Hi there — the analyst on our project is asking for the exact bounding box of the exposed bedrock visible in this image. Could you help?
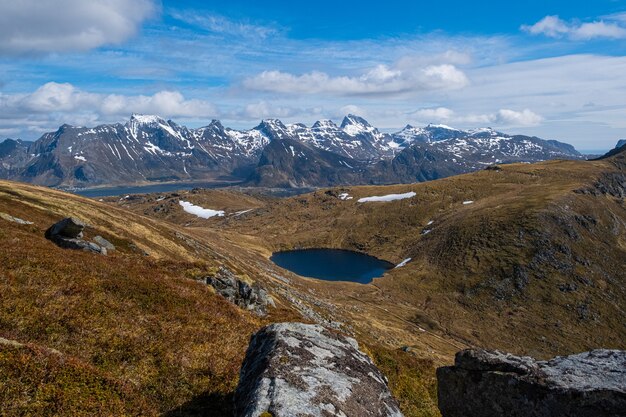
[234,322,404,417]
[437,348,626,417]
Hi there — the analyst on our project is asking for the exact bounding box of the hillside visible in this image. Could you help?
[117,149,626,360]
[1,147,624,416]
[0,181,441,416]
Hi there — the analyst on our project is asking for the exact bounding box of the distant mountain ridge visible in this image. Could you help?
[0,114,583,188]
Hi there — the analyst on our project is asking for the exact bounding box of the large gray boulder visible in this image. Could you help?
[45,217,106,255]
[234,322,403,417]
[437,348,626,417]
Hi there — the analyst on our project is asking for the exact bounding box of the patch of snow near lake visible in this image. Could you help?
[463,200,474,205]
[155,197,165,202]
[422,229,431,235]
[338,193,353,200]
[427,220,434,226]
[358,191,416,203]
[74,155,86,162]
[395,258,411,268]
[179,201,224,219]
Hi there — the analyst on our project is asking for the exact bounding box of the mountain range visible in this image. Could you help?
[0,114,582,188]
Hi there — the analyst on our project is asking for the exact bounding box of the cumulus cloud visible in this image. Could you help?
[522,15,626,40]
[0,82,218,135]
[411,107,455,121]
[243,61,469,96]
[0,0,157,54]
[409,107,543,127]
[495,109,543,126]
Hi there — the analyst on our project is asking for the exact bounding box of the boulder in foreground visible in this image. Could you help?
[437,348,626,417]
[234,322,403,417]
[45,217,106,254]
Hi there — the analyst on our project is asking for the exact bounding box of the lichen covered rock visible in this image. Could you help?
[206,266,273,315]
[437,348,626,417]
[234,322,403,417]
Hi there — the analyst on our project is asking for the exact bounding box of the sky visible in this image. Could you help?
[1,0,625,150]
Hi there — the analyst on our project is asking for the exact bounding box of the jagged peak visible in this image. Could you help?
[616,139,626,149]
[129,114,165,125]
[312,119,338,129]
[254,119,288,133]
[467,127,498,135]
[208,119,224,129]
[425,123,459,131]
[340,114,371,128]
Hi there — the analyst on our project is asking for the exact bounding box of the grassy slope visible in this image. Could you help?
[210,158,626,357]
[0,182,262,416]
[0,181,440,417]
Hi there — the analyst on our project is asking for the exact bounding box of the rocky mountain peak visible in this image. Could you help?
[254,119,290,140]
[340,114,372,128]
[129,114,165,125]
[312,119,338,129]
[340,114,379,137]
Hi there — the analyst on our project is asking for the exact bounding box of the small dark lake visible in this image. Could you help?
[270,249,394,284]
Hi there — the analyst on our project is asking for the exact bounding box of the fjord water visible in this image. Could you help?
[72,181,239,198]
[270,249,394,284]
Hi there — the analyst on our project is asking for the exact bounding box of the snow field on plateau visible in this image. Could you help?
[179,201,225,218]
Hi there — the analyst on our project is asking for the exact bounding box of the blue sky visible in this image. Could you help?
[1,0,625,150]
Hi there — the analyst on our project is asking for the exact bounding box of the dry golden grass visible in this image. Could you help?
[0,183,262,415]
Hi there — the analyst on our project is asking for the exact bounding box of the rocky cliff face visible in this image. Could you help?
[234,322,404,417]
[437,348,626,417]
[245,138,369,187]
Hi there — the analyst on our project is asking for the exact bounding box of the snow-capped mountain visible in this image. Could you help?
[15,115,264,186]
[282,115,392,160]
[0,114,582,188]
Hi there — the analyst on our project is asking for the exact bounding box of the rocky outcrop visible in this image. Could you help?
[205,266,273,315]
[437,348,626,417]
[45,217,107,255]
[234,322,403,417]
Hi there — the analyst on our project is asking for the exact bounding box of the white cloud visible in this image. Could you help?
[243,61,469,96]
[407,107,543,127]
[495,109,543,126]
[0,0,157,54]
[170,11,280,39]
[100,91,217,118]
[411,107,455,121]
[522,15,626,40]
[0,82,218,133]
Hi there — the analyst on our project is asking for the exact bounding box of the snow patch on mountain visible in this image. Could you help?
[179,201,225,219]
[358,191,416,203]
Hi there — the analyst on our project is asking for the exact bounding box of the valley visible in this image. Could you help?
[1,139,624,416]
